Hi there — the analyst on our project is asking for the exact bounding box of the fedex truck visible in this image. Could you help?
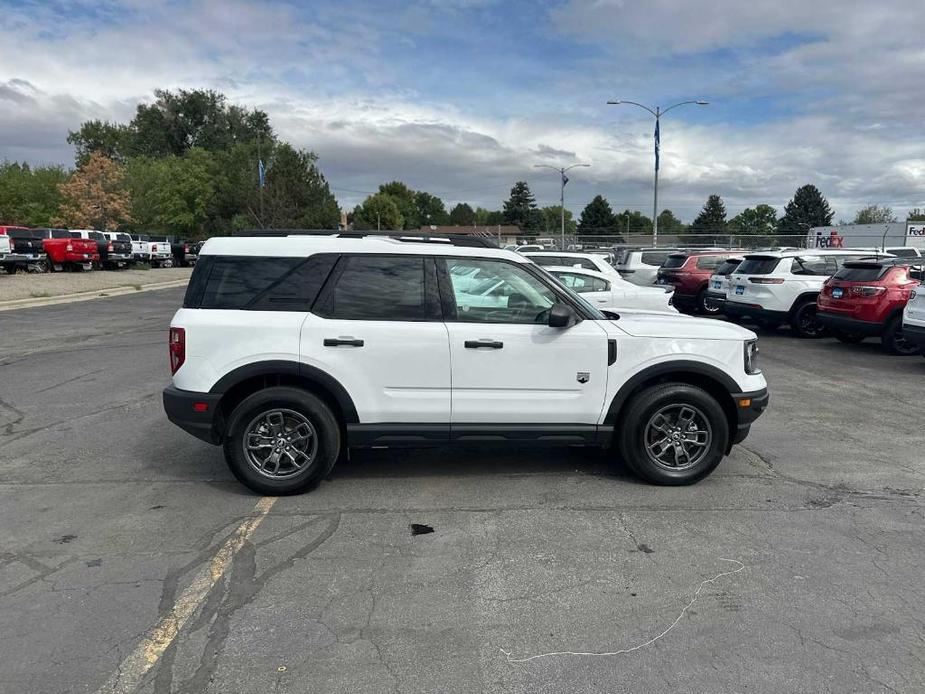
[807,222,924,257]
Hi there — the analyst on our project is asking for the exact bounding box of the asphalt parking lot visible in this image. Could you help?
[1,288,923,694]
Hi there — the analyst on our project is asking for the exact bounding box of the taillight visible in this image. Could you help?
[851,286,886,297]
[152,244,158,252]
[184,244,189,252]
[169,327,186,374]
[107,242,113,251]
[749,277,785,284]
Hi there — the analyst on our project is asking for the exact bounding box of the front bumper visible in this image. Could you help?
[901,322,925,348]
[163,385,223,444]
[729,388,769,448]
[817,312,883,336]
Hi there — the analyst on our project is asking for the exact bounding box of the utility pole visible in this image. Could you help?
[533,163,590,250]
[606,99,709,246]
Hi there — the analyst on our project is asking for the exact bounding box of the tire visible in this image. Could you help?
[698,289,721,316]
[790,300,827,338]
[223,386,341,495]
[616,383,729,486]
[882,316,920,356]
[833,330,865,344]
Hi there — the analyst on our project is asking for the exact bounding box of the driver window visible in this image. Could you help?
[444,258,556,323]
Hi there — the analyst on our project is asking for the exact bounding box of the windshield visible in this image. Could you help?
[737,257,780,275]
[533,266,606,320]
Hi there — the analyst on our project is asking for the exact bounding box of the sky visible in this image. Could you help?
[1,0,924,223]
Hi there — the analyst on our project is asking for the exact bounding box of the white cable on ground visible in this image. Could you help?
[499,558,745,664]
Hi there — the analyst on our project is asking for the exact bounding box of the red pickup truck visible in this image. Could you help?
[32,228,99,271]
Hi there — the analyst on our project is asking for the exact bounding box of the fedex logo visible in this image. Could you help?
[814,230,844,248]
[908,224,925,237]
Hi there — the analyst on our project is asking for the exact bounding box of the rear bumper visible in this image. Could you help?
[724,302,788,323]
[729,388,769,448]
[817,312,883,336]
[901,322,925,348]
[163,385,223,445]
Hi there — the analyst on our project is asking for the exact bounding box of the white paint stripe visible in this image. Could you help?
[96,496,277,693]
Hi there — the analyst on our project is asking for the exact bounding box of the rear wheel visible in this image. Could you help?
[223,387,341,495]
[790,300,827,338]
[616,383,729,485]
[882,316,919,356]
[698,289,721,315]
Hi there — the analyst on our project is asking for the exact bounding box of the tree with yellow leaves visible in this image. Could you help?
[56,151,133,230]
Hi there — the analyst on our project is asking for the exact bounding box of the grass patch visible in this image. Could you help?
[132,283,143,291]
[30,290,51,298]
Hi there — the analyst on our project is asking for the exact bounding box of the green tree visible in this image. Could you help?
[656,209,686,234]
[353,192,403,230]
[502,181,538,229]
[0,162,69,227]
[414,192,449,226]
[378,181,418,230]
[907,208,925,221]
[539,205,576,234]
[729,203,778,235]
[778,184,834,233]
[690,194,727,235]
[853,204,896,224]
[577,195,617,233]
[449,202,475,226]
[258,144,340,230]
[127,149,215,236]
[474,207,504,226]
[67,120,130,165]
[615,209,653,234]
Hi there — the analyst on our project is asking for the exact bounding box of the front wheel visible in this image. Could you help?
[223,387,341,495]
[616,383,729,485]
[790,300,827,338]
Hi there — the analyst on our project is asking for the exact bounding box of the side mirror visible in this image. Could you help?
[548,302,576,328]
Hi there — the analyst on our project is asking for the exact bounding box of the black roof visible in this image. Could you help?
[232,229,499,248]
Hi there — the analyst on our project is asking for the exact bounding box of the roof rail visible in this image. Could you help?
[231,229,499,248]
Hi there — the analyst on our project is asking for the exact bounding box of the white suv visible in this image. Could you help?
[902,284,925,356]
[615,248,678,286]
[163,231,768,494]
[544,266,675,313]
[725,249,890,337]
[523,251,618,275]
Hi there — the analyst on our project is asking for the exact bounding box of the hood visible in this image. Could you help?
[610,311,757,340]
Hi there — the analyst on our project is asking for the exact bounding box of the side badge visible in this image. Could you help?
[577,372,590,384]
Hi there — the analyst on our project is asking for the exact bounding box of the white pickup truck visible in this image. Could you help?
[129,234,172,267]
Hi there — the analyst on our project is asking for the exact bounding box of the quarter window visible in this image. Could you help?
[443,258,556,323]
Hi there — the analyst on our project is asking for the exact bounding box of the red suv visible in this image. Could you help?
[656,251,742,314]
[817,258,925,354]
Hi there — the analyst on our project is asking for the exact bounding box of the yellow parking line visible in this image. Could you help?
[96,496,277,693]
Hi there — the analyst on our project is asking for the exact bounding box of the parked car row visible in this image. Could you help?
[0,226,201,274]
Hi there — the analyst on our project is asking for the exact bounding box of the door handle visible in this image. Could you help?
[324,338,364,347]
[464,340,503,349]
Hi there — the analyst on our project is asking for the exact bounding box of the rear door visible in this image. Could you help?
[439,257,610,426]
[302,254,451,426]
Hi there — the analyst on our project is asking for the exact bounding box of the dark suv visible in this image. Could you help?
[817,258,925,354]
[656,251,741,314]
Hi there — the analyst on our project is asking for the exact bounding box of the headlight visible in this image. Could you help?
[744,339,760,375]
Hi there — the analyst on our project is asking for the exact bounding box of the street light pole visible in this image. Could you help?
[533,162,590,250]
[606,99,708,247]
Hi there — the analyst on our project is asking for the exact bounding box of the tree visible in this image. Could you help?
[729,204,778,235]
[127,149,215,236]
[615,209,653,235]
[690,194,727,235]
[0,162,69,227]
[502,181,538,229]
[577,195,617,233]
[656,209,686,235]
[55,152,132,230]
[449,202,475,226]
[378,181,418,230]
[67,120,130,165]
[539,205,576,234]
[907,208,925,221]
[353,193,403,230]
[260,144,340,229]
[414,192,449,226]
[853,204,896,224]
[474,207,504,226]
[777,184,834,233]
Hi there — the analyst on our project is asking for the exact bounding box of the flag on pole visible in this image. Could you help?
[654,119,660,172]
[258,159,266,188]
[562,172,569,187]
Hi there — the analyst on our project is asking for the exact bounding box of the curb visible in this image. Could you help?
[0,278,189,312]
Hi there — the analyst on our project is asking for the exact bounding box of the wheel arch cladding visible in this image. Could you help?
[605,361,738,449]
[791,292,821,316]
[212,361,359,433]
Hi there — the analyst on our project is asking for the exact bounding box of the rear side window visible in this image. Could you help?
[187,255,337,311]
[736,257,780,275]
[530,255,565,267]
[640,251,670,266]
[714,259,741,275]
[696,255,725,270]
[318,255,431,321]
[51,229,71,239]
[791,256,832,276]
[661,254,688,269]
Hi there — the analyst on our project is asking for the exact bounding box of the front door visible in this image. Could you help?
[439,257,610,426]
